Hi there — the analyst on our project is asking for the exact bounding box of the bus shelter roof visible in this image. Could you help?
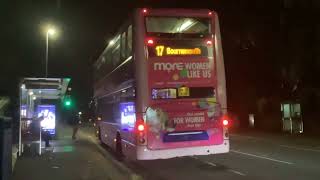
[20,78,71,101]
[0,96,10,116]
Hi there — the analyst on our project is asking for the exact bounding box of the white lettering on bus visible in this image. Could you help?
[185,63,209,70]
[154,63,184,72]
[154,62,210,72]
[184,116,205,123]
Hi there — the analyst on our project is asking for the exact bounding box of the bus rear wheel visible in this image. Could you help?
[97,128,101,141]
[115,133,123,160]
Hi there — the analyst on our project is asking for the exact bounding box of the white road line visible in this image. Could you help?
[227,169,246,176]
[204,161,217,167]
[231,134,264,141]
[280,145,320,153]
[190,157,246,176]
[231,150,294,165]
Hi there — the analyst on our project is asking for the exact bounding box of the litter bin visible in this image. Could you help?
[0,116,12,180]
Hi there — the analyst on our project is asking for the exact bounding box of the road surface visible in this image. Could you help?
[114,132,320,180]
[13,125,320,180]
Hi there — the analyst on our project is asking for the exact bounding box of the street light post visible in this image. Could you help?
[45,28,55,78]
[45,31,49,78]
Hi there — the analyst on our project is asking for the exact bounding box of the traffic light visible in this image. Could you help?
[64,99,71,106]
[63,95,72,108]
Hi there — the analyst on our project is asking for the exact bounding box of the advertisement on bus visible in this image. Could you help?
[146,45,223,150]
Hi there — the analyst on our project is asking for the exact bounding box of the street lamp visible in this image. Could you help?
[45,26,56,78]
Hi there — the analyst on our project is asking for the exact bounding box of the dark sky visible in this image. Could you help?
[1,0,278,110]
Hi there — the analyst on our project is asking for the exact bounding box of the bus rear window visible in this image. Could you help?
[152,87,215,100]
[146,17,211,34]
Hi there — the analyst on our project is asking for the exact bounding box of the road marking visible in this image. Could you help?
[231,134,264,141]
[280,145,320,153]
[204,161,217,167]
[231,150,293,165]
[227,169,246,176]
[191,157,217,166]
[190,157,246,176]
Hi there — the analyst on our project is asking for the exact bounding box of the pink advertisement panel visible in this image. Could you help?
[149,57,215,88]
[146,56,224,150]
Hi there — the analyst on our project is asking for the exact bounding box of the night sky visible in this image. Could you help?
[1,1,277,97]
[3,0,319,132]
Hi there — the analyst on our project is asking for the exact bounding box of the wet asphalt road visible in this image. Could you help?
[13,125,320,180]
[118,132,320,180]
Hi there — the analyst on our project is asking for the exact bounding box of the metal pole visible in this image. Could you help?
[18,85,22,156]
[39,121,42,155]
[45,32,49,78]
[290,117,293,134]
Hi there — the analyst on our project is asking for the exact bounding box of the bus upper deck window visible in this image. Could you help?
[146,17,211,35]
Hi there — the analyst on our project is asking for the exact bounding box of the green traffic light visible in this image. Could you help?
[65,101,71,106]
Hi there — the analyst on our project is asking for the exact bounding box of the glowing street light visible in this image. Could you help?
[44,25,58,77]
[47,28,55,36]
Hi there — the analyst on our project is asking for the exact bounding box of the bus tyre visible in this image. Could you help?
[98,128,101,141]
[115,133,123,160]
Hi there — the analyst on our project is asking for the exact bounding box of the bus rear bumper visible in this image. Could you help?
[136,140,229,160]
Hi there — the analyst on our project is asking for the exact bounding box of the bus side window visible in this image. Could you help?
[98,97,114,123]
[112,37,121,67]
[103,51,112,76]
[127,25,132,57]
[121,31,126,60]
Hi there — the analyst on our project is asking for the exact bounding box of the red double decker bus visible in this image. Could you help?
[93,8,229,160]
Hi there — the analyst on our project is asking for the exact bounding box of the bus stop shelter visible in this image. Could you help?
[281,101,303,134]
[18,78,70,156]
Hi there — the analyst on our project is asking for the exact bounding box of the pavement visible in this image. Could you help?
[13,124,138,180]
[13,124,320,180]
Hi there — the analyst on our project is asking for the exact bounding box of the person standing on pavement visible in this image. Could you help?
[67,110,80,140]
[73,112,80,140]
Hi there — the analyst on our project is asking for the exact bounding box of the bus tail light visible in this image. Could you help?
[206,40,213,46]
[142,8,148,14]
[208,11,212,16]
[146,38,154,45]
[221,116,229,138]
[138,124,145,132]
[136,121,147,145]
[223,119,229,126]
[221,115,229,127]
